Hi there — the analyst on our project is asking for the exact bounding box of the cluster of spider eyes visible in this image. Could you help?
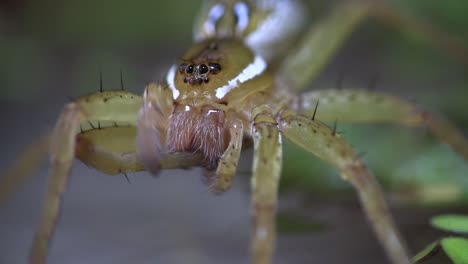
[178,62,222,84]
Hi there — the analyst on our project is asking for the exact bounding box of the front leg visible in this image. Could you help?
[250,106,282,264]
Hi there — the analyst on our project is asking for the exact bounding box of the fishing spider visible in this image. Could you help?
[3,0,468,264]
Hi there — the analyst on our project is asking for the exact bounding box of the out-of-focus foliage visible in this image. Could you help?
[431,215,468,234]
[412,241,439,263]
[371,0,468,74]
[414,214,468,263]
[441,238,468,264]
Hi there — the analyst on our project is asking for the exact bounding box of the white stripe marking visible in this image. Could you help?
[166,65,180,100]
[245,0,305,60]
[234,2,249,34]
[215,55,267,99]
[204,3,225,36]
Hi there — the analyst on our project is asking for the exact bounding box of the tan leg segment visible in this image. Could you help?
[296,89,468,160]
[1,90,143,209]
[76,90,143,124]
[30,103,83,264]
[250,106,282,264]
[278,110,411,264]
[137,83,174,175]
[279,3,369,92]
[30,89,145,264]
[279,1,468,93]
[76,127,202,175]
[206,119,243,193]
[0,134,50,206]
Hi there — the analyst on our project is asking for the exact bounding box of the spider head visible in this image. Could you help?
[166,38,271,104]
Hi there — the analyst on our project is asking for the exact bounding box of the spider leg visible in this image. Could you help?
[29,87,177,264]
[31,85,204,264]
[30,102,83,264]
[296,89,468,160]
[279,2,468,92]
[279,2,370,92]
[250,106,282,264]
[0,133,50,206]
[3,89,145,205]
[277,109,411,264]
[76,126,202,174]
[206,119,243,193]
[137,83,173,174]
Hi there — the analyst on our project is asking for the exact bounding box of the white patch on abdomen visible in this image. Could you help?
[245,0,305,60]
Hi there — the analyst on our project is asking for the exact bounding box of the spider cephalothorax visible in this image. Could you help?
[166,38,272,105]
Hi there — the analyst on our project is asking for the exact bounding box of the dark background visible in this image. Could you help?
[1,0,468,263]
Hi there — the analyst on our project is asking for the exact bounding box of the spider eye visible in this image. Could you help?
[208,63,221,74]
[233,2,249,34]
[199,64,209,74]
[204,3,225,36]
[186,64,195,74]
[178,63,187,73]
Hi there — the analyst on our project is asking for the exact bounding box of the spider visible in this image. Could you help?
[2,0,468,264]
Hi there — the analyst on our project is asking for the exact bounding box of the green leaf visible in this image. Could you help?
[441,237,468,264]
[412,240,441,263]
[431,215,468,234]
